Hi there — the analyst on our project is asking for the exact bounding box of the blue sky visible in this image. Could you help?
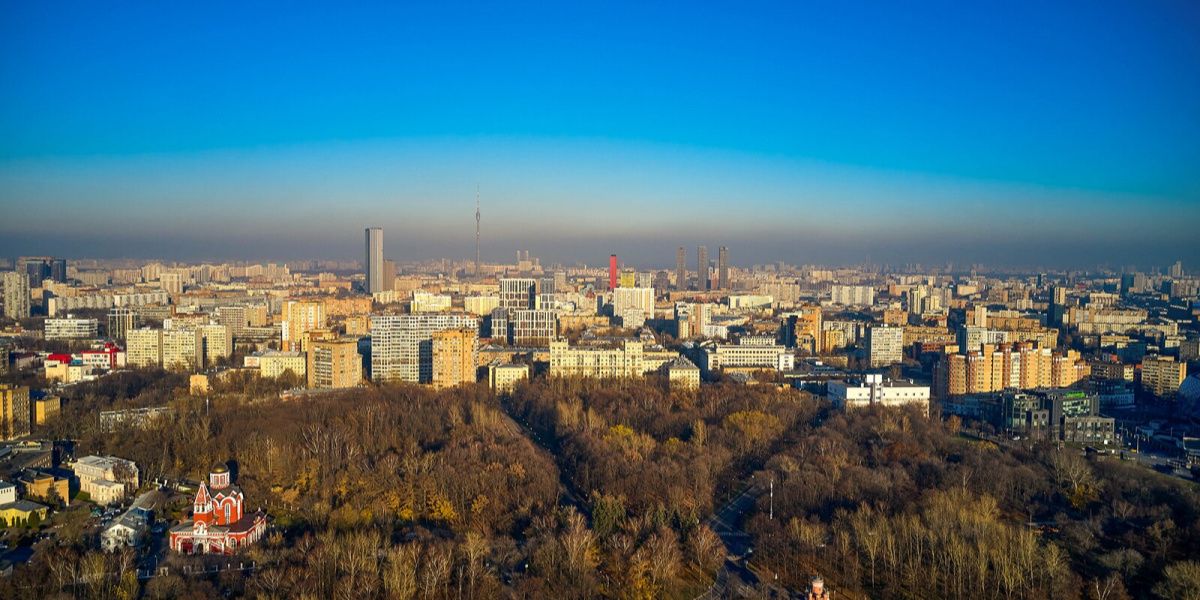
[1,1,1198,268]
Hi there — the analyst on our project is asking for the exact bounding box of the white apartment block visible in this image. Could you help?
[611,287,654,321]
[412,291,453,313]
[2,271,31,319]
[45,317,99,340]
[702,342,794,372]
[47,291,169,317]
[126,328,163,367]
[464,295,500,316]
[510,309,557,345]
[162,328,199,370]
[370,314,478,383]
[831,284,876,306]
[867,325,904,368]
[549,339,647,379]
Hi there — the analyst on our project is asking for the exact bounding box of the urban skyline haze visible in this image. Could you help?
[2,1,1198,268]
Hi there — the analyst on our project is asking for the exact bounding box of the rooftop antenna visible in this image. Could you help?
[475,185,481,278]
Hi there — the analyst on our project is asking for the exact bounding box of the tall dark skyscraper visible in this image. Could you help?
[697,245,709,291]
[675,247,686,290]
[718,245,729,290]
[365,227,384,294]
[18,256,68,287]
[1048,285,1067,327]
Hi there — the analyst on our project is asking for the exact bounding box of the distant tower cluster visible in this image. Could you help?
[365,227,384,294]
[675,247,687,290]
[718,245,729,290]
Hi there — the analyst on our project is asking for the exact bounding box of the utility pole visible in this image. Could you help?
[769,477,774,520]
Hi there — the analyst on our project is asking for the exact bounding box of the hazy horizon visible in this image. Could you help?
[2,2,1198,269]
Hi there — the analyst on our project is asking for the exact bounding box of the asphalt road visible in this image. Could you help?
[695,483,767,599]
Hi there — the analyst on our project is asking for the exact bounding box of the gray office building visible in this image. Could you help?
[365,227,384,294]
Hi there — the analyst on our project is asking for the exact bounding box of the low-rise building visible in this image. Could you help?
[550,339,646,379]
[701,339,794,373]
[487,363,530,394]
[73,455,139,506]
[101,491,159,552]
[45,317,99,340]
[256,350,306,379]
[665,357,701,390]
[17,470,69,506]
[0,499,48,527]
[828,374,930,411]
[31,396,61,426]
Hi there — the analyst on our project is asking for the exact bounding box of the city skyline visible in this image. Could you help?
[2,2,1199,268]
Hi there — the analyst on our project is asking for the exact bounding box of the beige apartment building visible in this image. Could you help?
[1,384,30,440]
[307,338,362,389]
[126,328,162,367]
[937,343,1089,397]
[487,363,530,393]
[259,351,306,379]
[431,328,478,389]
[283,299,326,352]
[1141,355,1186,398]
[549,339,646,379]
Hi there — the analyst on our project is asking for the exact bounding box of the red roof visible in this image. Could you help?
[47,353,73,364]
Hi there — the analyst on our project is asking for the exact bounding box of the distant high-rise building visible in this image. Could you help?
[365,227,384,294]
[49,259,67,283]
[382,259,396,292]
[675,247,687,290]
[608,255,618,291]
[1120,273,1135,296]
[2,271,31,319]
[697,246,709,290]
[1048,285,1068,327]
[159,272,184,296]
[161,328,199,370]
[717,246,729,290]
[18,257,67,287]
[1169,260,1183,278]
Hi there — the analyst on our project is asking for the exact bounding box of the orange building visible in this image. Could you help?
[432,328,478,389]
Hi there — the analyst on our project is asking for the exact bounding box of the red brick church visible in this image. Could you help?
[168,464,267,555]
